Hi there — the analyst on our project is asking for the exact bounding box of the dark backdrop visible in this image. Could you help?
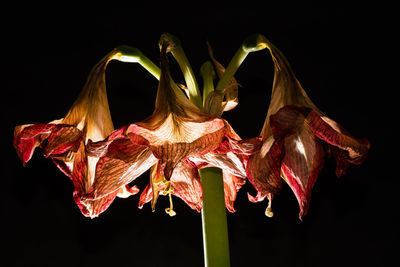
[2,2,395,267]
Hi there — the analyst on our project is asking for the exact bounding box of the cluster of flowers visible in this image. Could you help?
[14,34,369,219]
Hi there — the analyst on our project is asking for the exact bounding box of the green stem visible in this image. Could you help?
[199,167,230,267]
[215,34,269,92]
[200,61,216,107]
[115,45,161,79]
[160,33,203,108]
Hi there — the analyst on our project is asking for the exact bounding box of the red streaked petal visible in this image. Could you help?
[77,190,119,218]
[88,138,157,200]
[50,155,73,178]
[13,123,58,165]
[192,151,247,178]
[280,128,325,219]
[307,110,370,165]
[223,172,245,213]
[14,122,84,166]
[330,146,350,177]
[140,122,226,180]
[138,184,153,209]
[269,105,310,138]
[170,160,203,212]
[246,137,283,195]
[213,120,262,156]
[42,125,83,157]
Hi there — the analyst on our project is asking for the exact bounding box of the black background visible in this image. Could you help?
[2,2,396,267]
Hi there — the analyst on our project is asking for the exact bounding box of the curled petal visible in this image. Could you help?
[307,110,370,166]
[247,191,267,203]
[215,121,263,156]
[14,123,56,165]
[117,185,140,198]
[86,127,129,157]
[138,184,152,209]
[223,172,245,213]
[51,155,73,178]
[78,191,119,219]
[246,137,283,195]
[13,123,83,165]
[42,125,83,157]
[205,41,239,116]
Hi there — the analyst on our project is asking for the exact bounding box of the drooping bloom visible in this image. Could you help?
[246,37,370,219]
[85,40,260,215]
[13,50,140,218]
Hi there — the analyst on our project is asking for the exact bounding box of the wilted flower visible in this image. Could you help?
[245,36,370,219]
[13,49,140,217]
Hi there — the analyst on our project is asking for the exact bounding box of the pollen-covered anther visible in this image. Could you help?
[165,186,176,216]
[265,194,274,218]
[165,190,176,217]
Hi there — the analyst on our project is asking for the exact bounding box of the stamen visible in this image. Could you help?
[165,190,176,217]
[265,193,274,218]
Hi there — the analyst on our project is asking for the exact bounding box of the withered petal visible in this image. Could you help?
[169,160,203,212]
[77,190,119,218]
[223,172,245,213]
[62,50,117,139]
[280,126,325,219]
[247,191,267,203]
[138,184,153,209]
[42,125,83,157]
[192,151,247,179]
[206,41,239,115]
[307,110,370,165]
[13,123,83,165]
[87,130,157,200]
[117,184,140,198]
[246,137,283,195]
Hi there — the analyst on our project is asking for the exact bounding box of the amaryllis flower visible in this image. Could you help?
[85,38,260,215]
[14,49,140,218]
[246,36,370,219]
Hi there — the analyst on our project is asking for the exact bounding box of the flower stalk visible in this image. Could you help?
[160,33,203,108]
[200,61,216,107]
[199,167,231,267]
[199,58,231,266]
[115,45,161,79]
[215,34,268,92]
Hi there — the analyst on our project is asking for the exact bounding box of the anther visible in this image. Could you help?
[265,193,274,218]
[165,190,176,216]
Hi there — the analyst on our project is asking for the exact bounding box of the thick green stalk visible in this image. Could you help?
[115,45,161,79]
[199,59,230,266]
[199,167,230,267]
